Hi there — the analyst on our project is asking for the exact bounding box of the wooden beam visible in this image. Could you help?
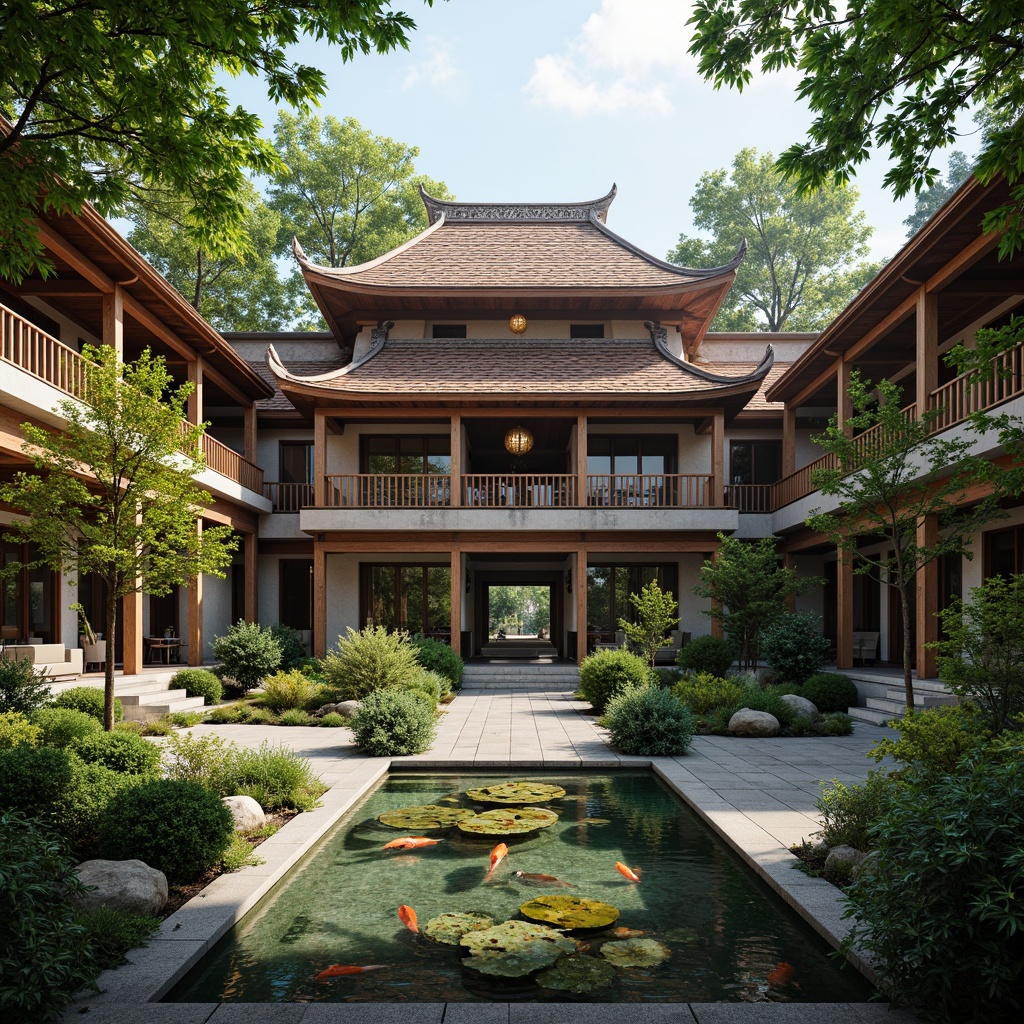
[199,359,253,408]
[34,220,114,293]
[782,406,796,477]
[576,414,588,509]
[449,413,461,507]
[315,531,725,554]
[187,356,204,426]
[837,358,853,437]
[187,520,203,666]
[16,276,98,298]
[122,590,143,674]
[298,405,733,421]
[836,549,853,669]
[244,405,257,463]
[244,532,257,623]
[313,540,326,658]
[711,410,725,506]
[450,546,461,654]
[575,547,587,665]
[916,289,938,413]
[102,285,123,358]
[120,293,194,361]
[916,515,939,679]
[709,542,723,639]
[314,410,327,506]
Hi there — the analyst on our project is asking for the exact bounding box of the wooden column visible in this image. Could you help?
[449,413,461,507]
[916,514,939,679]
[187,356,204,425]
[102,284,124,357]
[313,539,326,658]
[575,548,587,664]
[243,405,258,463]
[836,548,854,669]
[314,410,327,506]
[244,532,257,623]
[782,406,796,477]
[576,413,587,507]
[122,590,143,674]
[916,289,938,415]
[711,410,725,506]
[450,547,462,653]
[709,544,724,638]
[837,358,853,437]
[187,520,203,666]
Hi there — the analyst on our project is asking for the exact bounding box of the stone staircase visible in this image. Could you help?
[48,671,207,721]
[461,662,580,692]
[844,671,957,727]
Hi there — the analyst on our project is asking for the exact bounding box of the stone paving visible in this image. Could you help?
[61,683,915,1024]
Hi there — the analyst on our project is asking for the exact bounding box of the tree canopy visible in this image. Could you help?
[0,1,432,282]
[903,152,974,238]
[687,1,1024,256]
[668,148,878,331]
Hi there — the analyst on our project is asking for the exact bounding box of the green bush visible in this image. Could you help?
[33,707,101,748]
[868,706,990,777]
[677,635,735,677]
[161,732,228,790]
[76,905,159,973]
[319,712,346,727]
[732,684,799,728]
[0,811,98,1023]
[211,620,282,693]
[604,684,695,756]
[244,707,277,725]
[0,657,53,716]
[803,672,859,713]
[816,770,896,850]
[578,647,651,713]
[320,625,420,701]
[98,779,234,883]
[410,636,464,690]
[671,672,745,715]
[61,762,142,849]
[406,668,449,707]
[351,688,436,756]
[278,708,311,726]
[270,623,308,671]
[166,711,205,727]
[816,712,854,736]
[0,710,41,749]
[53,686,122,723]
[259,669,317,712]
[295,656,326,683]
[218,740,325,811]
[172,668,223,706]
[204,705,244,724]
[759,611,831,684]
[652,666,683,686]
[71,730,161,776]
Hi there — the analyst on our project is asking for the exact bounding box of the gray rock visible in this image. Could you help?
[824,844,866,883]
[780,693,819,719]
[728,708,781,737]
[319,700,361,719]
[72,859,167,916]
[222,795,266,831]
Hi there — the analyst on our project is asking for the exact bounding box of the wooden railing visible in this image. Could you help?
[725,483,774,512]
[325,474,452,508]
[929,344,1024,431]
[462,474,576,508]
[199,433,263,493]
[586,473,713,507]
[263,481,313,512]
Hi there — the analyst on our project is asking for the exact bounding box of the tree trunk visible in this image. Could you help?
[900,583,914,710]
[104,584,118,731]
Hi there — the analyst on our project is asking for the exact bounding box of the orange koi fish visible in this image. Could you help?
[513,871,577,888]
[315,964,386,980]
[615,862,642,882]
[383,836,442,851]
[612,927,645,938]
[398,904,419,934]
[484,842,508,881]
[767,961,796,987]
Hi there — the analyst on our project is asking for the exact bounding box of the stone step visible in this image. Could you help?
[119,687,191,707]
[123,695,206,722]
[847,706,901,727]
[882,689,957,707]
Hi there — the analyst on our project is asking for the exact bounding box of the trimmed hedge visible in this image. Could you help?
[803,673,859,714]
[578,648,651,713]
[53,686,122,723]
[604,684,695,756]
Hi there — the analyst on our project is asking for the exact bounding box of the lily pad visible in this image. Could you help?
[466,781,567,805]
[537,953,617,993]
[424,912,495,946]
[580,817,611,825]
[378,805,475,830]
[461,919,576,957]
[462,947,563,977]
[457,807,559,836]
[600,937,671,968]
[520,896,620,930]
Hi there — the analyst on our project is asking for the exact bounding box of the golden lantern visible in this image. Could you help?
[504,425,534,456]
[508,313,528,335]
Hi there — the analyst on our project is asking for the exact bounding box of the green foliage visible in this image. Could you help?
[277,708,311,726]
[220,833,265,872]
[904,151,973,237]
[817,712,854,737]
[166,711,206,728]
[172,669,224,706]
[816,771,896,851]
[0,710,41,749]
[161,732,229,791]
[671,673,745,715]
[53,686,122,723]
[218,741,325,811]
[99,779,234,883]
[259,669,317,712]
[33,707,102,748]
[59,761,143,850]
[71,731,161,776]
[75,905,159,973]
[935,574,1024,731]
[578,648,652,713]
[410,635,464,689]
[667,147,877,331]
[351,688,436,756]
[732,684,799,728]
[212,620,282,693]
[802,673,860,714]
[759,611,831,684]
[0,811,98,1023]
[869,707,991,778]
[604,684,695,756]
[320,625,420,701]
[0,657,53,716]
[676,634,735,678]
[617,579,679,667]
[319,712,346,728]
[407,668,450,707]
[269,623,308,671]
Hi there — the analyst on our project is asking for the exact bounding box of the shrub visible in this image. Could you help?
[0,710,41,749]
[76,905,159,973]
[0,811,98,1023]
[167,711,205,727]
[244,707,277,725]
[816,712,854,736]
[270,622,308,671]
[319,712,345,727]
[211,620,282,693]
[868,706,990,777]
[803,673,859,714]
[219,740,325,811]
[0,656,52,716]
[172,669,223,706]
[677,635,735,677]
[53,686,122,723]
[259,669,317,712]
[278,708,311,726]
[204,705,244,724]
[732,684,799,728]
[815,770,896,850]
[410,636,464,690]
[759,612,831,684]
[220,833,264,872]
[351,688,436,756]
[32,707,102,748]
[320,625,420,701]
[71,731,161,776]
[671,672,745,715]
[407,668,449,707]
[98,779,234,883]
[295,656,326,683]
[578,648,651,713]
[61,762,142,849]
[604,684,695,756]
[162,731,228,791]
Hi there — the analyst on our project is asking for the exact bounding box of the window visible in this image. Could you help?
[586,564,678,642]
[432,324,466,338]
[985,525,1024,577]
[279,560,313,632]
[729,440,782,486]
[361,563,451,637]
[277,442,313,512]
[361,436,451,475]
[570,324,604,338]
[586,436,676,504]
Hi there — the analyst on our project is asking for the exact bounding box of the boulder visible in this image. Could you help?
[72,859,167,916]
[222,795,266,831]
[823,844,866,884]
[728,708,781,737]
[319,700,361,719]
[780,693,819,719]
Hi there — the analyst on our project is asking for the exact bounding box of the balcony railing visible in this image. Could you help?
[585,473,713,507]
[325,474,451,508]
[725,483,774,512]
[264,481,313,512]
[463,474,576,507]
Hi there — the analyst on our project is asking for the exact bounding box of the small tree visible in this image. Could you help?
[0,345,236,729]
[693,534,818,670]
[618,579,679,668]
[807,372,1007,710]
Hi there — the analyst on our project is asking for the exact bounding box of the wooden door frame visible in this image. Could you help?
[473,569,565,659]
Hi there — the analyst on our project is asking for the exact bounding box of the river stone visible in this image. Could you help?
[824,844,866,883]
[319,700,361,719]
[728,708,781,737]
[72,859,168,916]
[222,795,266,831]
[780,693,819,719]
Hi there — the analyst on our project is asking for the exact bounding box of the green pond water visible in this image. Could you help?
[167,772,874,1004]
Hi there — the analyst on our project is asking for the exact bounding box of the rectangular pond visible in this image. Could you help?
[167,772,873,1004]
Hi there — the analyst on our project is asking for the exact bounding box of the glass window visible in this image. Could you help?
[280,443,313,484]
[279,560,313,631]
[586,564,678,642]
[730,440,782,485]
[362,563,450,637]
[361,436,451,475]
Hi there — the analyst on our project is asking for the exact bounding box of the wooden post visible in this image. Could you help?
[575,548,587,664]
[782,406,796,477]
[917,289,938,416]
[102,285,124,358]
[784,551,797,613]
[916,515,939,679]
[450,547,461,653]
[576,413,587,507]
[313,539,326,658]
[244,404,258,463]
[187,356,204,425]
[314,410,326,506]
[837,359,853,437]
[449,413,461,507]
[836,548,854,669]
[709,544,724,638]
[187,520,203,666]
[244,532,257,623]
[711,410,725,506]
[122,590,143,674]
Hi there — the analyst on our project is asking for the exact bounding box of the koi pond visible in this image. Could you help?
[168,772,874,1004]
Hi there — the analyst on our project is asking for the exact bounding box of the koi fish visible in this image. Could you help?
[398,904,419,934]
[615,862,642,882]
[383,836,442,851]
[612,926,645,938]
[513,871,577,888]
[315,964,386,980]
[484,842,508,881]
[767,961,796,987]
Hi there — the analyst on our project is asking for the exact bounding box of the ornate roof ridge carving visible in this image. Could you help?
[266,322,392,383]
[645,321,774,385]
[419,184,618,224]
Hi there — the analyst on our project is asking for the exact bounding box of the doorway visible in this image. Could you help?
[472,569,564,659]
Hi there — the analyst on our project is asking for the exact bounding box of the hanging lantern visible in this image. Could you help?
[504,425,534,456]
[508,313,528,335]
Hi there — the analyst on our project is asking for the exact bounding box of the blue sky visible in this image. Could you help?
[226,0,978,264]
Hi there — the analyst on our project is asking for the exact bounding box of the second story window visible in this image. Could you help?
[730,440,782,486]
[587,436,675,476]
[362,436,451,475]
[277,442,313,511]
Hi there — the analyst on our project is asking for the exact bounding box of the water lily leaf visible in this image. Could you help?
[457,807,559,836]
[520,896,620,930]
[600,937,671,968]
[460,919,576,958]
[537,953,617,993]
[662,926,699,944]
[378,805,475,830]
[580,817,611,825]
[462,946,563,977]
[466,781,567,805]
[424,912,495,946]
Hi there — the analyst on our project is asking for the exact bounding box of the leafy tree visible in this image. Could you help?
[903,151,973,238]
[687,1,1024,257]
[0,346,237,729]
[693,533,818,669]
[667,148,878,331]
[487,585,550,635]
[0,1,431,282]
[618,579,678,667]
[807,372,1010,710]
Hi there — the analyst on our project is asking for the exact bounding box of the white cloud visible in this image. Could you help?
[402,42,456,90]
